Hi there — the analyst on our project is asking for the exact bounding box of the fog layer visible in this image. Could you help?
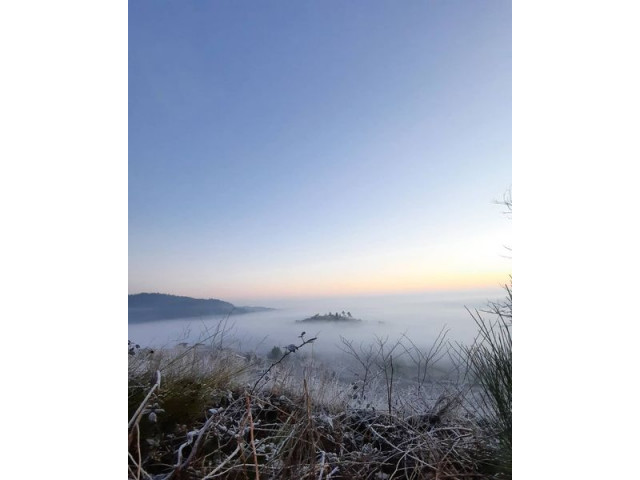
[128,289,502,356]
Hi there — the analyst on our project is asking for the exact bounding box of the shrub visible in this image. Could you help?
[268,345,283,360]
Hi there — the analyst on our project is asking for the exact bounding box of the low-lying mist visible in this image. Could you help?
[128,289,501,358]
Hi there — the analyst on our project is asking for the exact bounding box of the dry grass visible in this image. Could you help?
[129,328,509,480]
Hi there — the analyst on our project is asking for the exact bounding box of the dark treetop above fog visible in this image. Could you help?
[128,293,274,323]
[296,311,362,324]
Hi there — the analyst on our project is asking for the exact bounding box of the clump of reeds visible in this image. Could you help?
[458,281,512,478]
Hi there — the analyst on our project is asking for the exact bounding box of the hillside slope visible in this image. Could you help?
[128,293,273,323]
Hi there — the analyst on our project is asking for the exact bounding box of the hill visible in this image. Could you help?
[128,293,273,323]
[296,311,362,323]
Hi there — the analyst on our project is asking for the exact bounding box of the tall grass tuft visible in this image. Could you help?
[461,281,512,477]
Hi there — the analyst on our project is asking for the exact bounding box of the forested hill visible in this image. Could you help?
[128,293,273,323]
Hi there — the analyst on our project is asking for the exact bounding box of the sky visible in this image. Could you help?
[129,0,511,302]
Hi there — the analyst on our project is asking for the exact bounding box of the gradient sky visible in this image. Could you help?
[129,0,511,302]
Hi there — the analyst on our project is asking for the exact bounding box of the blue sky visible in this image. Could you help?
[129,1,511,301]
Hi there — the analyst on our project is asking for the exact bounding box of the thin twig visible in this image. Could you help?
[136,423,142,480]
[128,370,161,429]
[186,418,217,466]
[317,450,326,480]
[201,445,242,480]
[250,336,317,394]
[326,466,339,479]
[245,394,260,480]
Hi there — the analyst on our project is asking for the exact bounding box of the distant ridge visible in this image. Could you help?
[128,293,274,323]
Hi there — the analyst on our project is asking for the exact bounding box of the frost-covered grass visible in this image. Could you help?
[458,282,512,478]
[129,315,511,480]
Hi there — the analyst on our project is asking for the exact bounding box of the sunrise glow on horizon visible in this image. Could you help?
[128,240,511,302]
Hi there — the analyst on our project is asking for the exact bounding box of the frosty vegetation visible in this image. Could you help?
[128,282,512,480]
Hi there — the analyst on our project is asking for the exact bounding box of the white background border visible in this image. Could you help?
[1,1,639,478]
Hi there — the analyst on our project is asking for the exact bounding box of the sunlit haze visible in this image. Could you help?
[129,1,511,301]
